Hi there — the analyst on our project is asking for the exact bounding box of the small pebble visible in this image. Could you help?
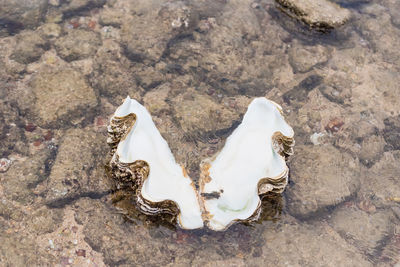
[325,117,344,133]
[70,20,80,29]
[33,140,42,147]
[88,20,96,30]
[44,130,53,141]
[0,158,12,173]
[76,249,86,257]
[310,132,324,145]
[25,123,37,132]
[48,239,55,249]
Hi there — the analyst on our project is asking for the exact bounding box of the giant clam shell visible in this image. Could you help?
[107,97,294,231]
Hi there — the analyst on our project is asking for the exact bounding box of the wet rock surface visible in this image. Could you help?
[286,145,361,218]
[360,151,400,207]
[276,0,351,29]
[0,150,55,204]
[25,68,98,127]
[173,91,239,134]
[0,0,48,34]
[329,206,394,256]
[260,220,372,266]
[0,0,400,265]
[383,115,400,151]
[44,127,110,204]
[121,0,193,62]
[55,29,102,62]
[288,42,330,73]
[10,31,49,64]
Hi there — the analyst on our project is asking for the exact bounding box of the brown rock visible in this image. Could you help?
[99,7,124,27]
[10,31,48,64]
[260,220,371,266]
[44,128,110,203]
[276,0,351,29]
[361,151,400,207]
[0,0,48,32]
[143,83,171,115]
[358,135,385,167]
[325,117,345,133]
[173,92,239,134]
[121,1,193,61]
[28,69,98,127]
[329,206,394,255]
[288,44,330,73]
[26,206,64,235]
[0,150,54,204]
[90,56,138,99]
[286,145,361,218]
[61,0,106,14]
[55,30,101,62]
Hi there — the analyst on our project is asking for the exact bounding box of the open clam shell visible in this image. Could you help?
[199,98,294,231]
[108,97,294,231]
[108,97,203,230]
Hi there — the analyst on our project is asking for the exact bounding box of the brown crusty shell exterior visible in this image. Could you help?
[107,112,195,228]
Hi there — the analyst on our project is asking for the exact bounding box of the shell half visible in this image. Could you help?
[108,97,204,230]
[199,98,294,231]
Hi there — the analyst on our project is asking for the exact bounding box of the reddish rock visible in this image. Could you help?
[325,118,344,133]
[88,20,96,30]
[70,20,80,29]
[33,140,42,147]
[43,130,53,141]
[0,158,12,173]
[25,123,37,132]
[76,249,86,257]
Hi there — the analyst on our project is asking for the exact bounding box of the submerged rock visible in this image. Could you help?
[0,0,48,33]
[0,235,56,266]
[0,101,28,157]
[173,92,239,134]
[288,44,330,73]
[25,206,64,235]
[90,56,137,99]
[61,0,106,15]
[358,135,385,167]
[261,220,371,266]
[276,0,351,30]
[286,145,361,218]
[361,151,400,207]
[383,115,400,151]
[36,23,62,39]
[44,128,109,204]
[10,31,48,64]
[329,206,394,255]
[55,29,101,62]
[143,83,171,115]
[27,69,98,127]
[99,7,124,27]
[0,150,54,204]
[121,1,194,61]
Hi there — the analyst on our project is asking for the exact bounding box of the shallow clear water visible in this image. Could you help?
[0,0,399,266]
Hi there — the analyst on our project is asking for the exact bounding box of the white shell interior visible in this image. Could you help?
[112,96,293,231]
[201,98,294,230]
[115,97,204,229]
